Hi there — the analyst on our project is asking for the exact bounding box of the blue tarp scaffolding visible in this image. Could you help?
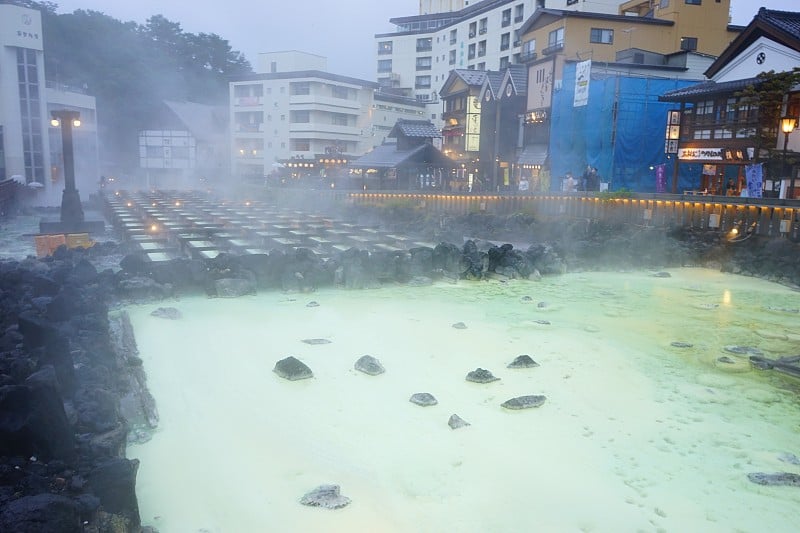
[550,62,702,192]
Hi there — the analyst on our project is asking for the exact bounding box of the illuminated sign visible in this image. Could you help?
[678,148,723,161]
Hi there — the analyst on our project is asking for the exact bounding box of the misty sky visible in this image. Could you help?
[53,0,797,81]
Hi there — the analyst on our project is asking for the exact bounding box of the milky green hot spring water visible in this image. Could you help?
[125,268,800,532]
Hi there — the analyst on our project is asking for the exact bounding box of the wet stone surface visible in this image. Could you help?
[507,355,539,369]
[466,368,500,383]
[273,356,313,381]
[299,484,351,509]
[501,395,547,410]
[409,392,437,406]
[354,355,385,376]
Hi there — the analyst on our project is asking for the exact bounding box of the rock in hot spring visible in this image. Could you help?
[501,395,547,410]
[299,484,351,509]
[354,355,385,375]
[273,356,313,381]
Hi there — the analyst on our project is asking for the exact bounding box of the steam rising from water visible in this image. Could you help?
[127,269,800,532]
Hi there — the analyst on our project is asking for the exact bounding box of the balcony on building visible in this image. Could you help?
[542,42,564,56]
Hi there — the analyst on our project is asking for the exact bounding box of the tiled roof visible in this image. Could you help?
[507,64,528,95]
[349,143,426,169]
[517,143,548,166]
[659,77,761,101]
[759,8,800,38]
[485,71,504,97]
[389,120,441,139]
[453,69,488,87]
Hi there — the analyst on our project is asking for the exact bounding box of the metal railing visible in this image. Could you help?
[259,189,800,241]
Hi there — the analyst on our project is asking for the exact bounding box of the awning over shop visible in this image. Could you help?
[517,143,548,166]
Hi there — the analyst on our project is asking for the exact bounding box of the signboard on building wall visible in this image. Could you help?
[527,59,554,111]
[0,5,43,51]
[678,147,723,161]
[573,60,591,107]
[466,96,481,152]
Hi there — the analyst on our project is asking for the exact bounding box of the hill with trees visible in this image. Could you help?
[4,0,253,173]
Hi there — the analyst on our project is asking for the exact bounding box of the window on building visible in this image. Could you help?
[590,28,614,44]
[693,129,711,139]
[469,22,477,38]
[377,59,393,73]
[331,113,349,126]
[501,33,511,51]
[290,82,310,95]
[417,37,432,52]
[270,61,277,73]
[548,28,564,46]
[290,110,310,123]
[502,9,511,27]
[478,40,487,57]
[450,29,457,44]
[685,0,701,5]
[468,43,476,60]
[416,56,432,70]
[514,4,524,22]
[522,38,536,60]
[378,41,393,55]
[449,49,456,65]
[714,128,733,139]
[479,18,488,34]
[415,75,432,89]
[16,48,43,184]
[331,85,349,99]
[292,139,310,152]
[500,56,510,69]
[680,36,698,50]
[477,62,486,70]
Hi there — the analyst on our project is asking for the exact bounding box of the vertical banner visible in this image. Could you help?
[745,163,763,198]
[655,164,667,193]
[573,60,591,107]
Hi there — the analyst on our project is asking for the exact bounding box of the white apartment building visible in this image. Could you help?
[229,51,425,180]
[375,0,622,124]
[1,4,98,206]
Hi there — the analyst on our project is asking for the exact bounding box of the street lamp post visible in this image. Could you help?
[52,110,84,228]
[39,109,104,234]
[780,115,797,200]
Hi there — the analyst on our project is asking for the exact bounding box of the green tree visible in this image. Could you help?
[736,68,800,169]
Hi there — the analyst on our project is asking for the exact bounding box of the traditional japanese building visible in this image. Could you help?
[659,8,800,197]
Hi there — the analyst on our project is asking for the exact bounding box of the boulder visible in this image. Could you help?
[409,392,437,406]
[213,278,256,298]
[747,472,800,487]
[501,395,547,410]
[354,355,385,375]
[150,307,182,320]
[507,355,539,369]
[88,458,141,527]
[466,368,500,383]
[448,414,470,429]
[299,484,351,509]
[273,356,313,381]
[0,493,81,533]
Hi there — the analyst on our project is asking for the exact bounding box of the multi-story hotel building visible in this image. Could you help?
[374,0,623,124]
[229,51,425,181]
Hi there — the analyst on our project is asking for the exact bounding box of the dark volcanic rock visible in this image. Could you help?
[409,392,437,406]
[150,307,182,320]
[466,368,500,383]
[501,395,547,410]
[0,366,75,461]
[448,414,470,429]
[299,484,351,509]
[354,355,385,375]
[671,341,693,348]
[302,338,331,345]
[274,356,313,381]
[507,355,540,369]
[747,472,800,487]
[214,277,256,298]
[452,322,467,329]
[88,458,141,528]
[0,493,81,533]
